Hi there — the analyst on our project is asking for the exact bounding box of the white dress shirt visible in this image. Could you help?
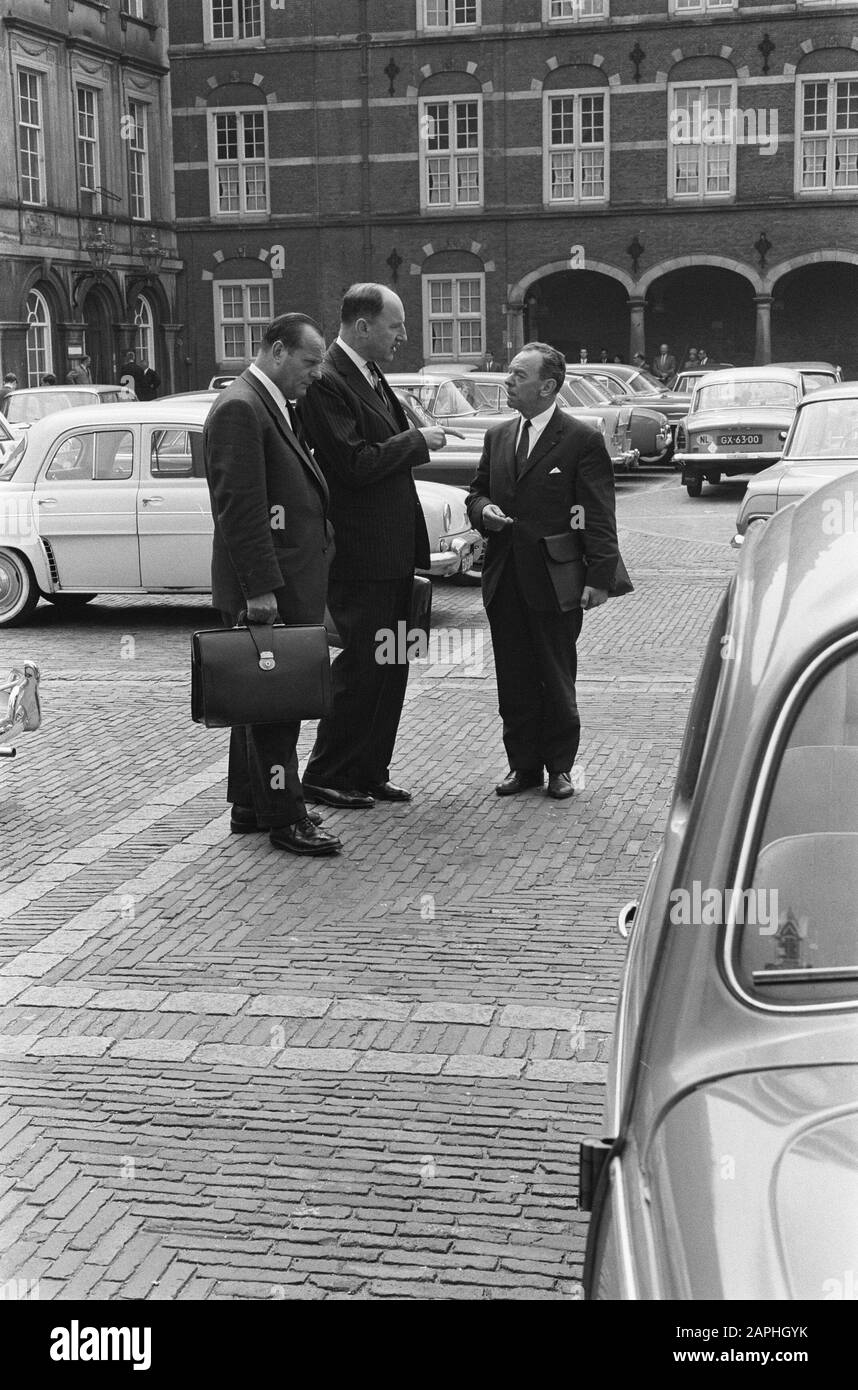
[248,362,297,431]
[335,335,379,390]
[515,403,557,457]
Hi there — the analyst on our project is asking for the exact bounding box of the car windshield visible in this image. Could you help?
[622,370,664,396]
[735,646,858,1005]
[393,389,434,428]
[672,374,698,394]
[801,372,838,393]
[562,377,611,407]
[410,380,477,417]
[5,391,93,424]
[786,398,858,458]
[695,380,798,412]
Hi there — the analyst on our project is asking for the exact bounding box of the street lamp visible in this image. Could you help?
[85,224,114,276]
[140,232,164,280]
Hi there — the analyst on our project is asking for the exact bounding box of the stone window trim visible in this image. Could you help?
[422,271,486,362]
[543,87,609,206]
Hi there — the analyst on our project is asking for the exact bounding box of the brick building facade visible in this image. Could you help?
[0,0,181,391]
[169,1,858,386]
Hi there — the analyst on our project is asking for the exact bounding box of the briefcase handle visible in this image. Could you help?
[235,612,279,672]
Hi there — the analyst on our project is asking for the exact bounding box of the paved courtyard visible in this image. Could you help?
[0,474,740,1300]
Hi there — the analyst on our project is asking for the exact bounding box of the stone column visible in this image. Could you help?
[506,302,525,361]
[627,295,646,363]
[754,294,773,364]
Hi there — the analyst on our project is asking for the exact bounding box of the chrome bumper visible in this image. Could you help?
[425,529,485,577]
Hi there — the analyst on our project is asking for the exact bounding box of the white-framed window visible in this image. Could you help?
[215,281,273,362]
[423,274,485,360]
[133,295,155,365]
[123,0,145,17]
[209,110,269,215]
[668,82,736,200]
[797,77,858,193]
[419,97,483,211]
[17,69,46,206]
[420,1,479,29]
[545,0,609,21]
[206,0,263,42]
[25,289,53,386]
[669,0,735,14]
[544,90,608,203]
[76,87,101,213]
[126,99,151,220]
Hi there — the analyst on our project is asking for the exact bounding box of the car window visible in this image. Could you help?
[786,399,858,458]
[695,380,798,411]
[563,377,609,407]
[44,429,133,482]
[736,647,858,1006]
[150,428,205,478]
[800,372,838,394]
[7,391,91,424]
[438,381,477,415]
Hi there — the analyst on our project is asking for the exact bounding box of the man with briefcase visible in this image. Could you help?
[202,314,342,856]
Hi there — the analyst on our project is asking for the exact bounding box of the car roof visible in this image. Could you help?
[789,382,858,404]
[17,399,212,450]
[693,366,803,384]
[769,360,839,371]
[5,384,122,394]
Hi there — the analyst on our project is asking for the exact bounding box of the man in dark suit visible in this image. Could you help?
[467,342,621,800]
[298,283,446,808]
[653,343,677,385]
[203,313,341,856]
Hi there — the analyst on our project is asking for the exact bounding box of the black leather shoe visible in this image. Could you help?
[269,817,342,855]
[495,770,544,796]
[364,781,411,802]
[302,782,375,809]
[231,804,322,832]
[547,772,575,800]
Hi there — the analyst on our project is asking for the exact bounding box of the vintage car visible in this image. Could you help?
[581,468,858,1299]
[0,661,41,757]
[393,388,484,487]
[0,384,135,430]
[770,360,841,394]
[387,371,638,475]
[568,362,690,461]
[671,364,735,396]
[734,383,858,542]
[565,370,672,467]
[673,366,805,497]
[0,399,484,626]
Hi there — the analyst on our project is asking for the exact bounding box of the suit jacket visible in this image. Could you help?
[203,369,334,621]
[653,353,676,382]
[298,342,430,581]
[466,407,620,612]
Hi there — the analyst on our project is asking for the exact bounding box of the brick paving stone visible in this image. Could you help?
[272,1049,359,1072]
[194,1045,275,1068]
[330,998,412,1022]
[160,993,249,1015]
[498,1006,583,1031]
[0,1035,42,1055]
[525,1060,606,1083]
[17,986,96,1008]
[442,1056,525,1078]
[89,990,168,1010]
[111,1040,197,1062]
[411,1002,496,1025]
[0,953,66,978]
[0,979,31,1005]
[247,995,332,1018]
[355,1052,445,1075]
[28,1036,112,1058]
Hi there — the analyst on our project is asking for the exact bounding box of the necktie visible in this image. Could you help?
[367,362,387,403]
[514,419,531,477]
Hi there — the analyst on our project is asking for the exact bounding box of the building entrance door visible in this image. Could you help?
[82,287,115,384]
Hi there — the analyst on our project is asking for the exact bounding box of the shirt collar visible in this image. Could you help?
[248,362,293,419]
[519,402,557,438]
[336,336,374,377]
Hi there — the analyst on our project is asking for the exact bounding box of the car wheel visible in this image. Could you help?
[685,477,704,498]
[45,593,97,609]
[0,549,39,626]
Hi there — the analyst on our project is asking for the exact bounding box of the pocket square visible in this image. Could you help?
[549,467,562,474]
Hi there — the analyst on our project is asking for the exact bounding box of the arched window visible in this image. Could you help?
[26,288,53,385]
[133,294,155,365]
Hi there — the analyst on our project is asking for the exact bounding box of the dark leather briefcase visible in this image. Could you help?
[539,532,634,613]
[191,621,332,728]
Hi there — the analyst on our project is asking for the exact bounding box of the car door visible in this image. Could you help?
[137,425,212,589]
[34,425,140,588]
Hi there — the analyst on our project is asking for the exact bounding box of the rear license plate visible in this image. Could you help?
[719,433,762,446]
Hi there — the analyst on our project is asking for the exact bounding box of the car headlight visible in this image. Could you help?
[442,501,452,533]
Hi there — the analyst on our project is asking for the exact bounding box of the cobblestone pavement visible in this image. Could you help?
[0,474,740,1300]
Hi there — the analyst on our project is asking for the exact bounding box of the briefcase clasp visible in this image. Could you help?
[259,650,275,671]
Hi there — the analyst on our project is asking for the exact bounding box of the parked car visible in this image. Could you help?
[671,364,735,396]
[0,399,484,626]
[673,366,805,498]
[568,362,689,461]
[387,371,638,475]
[393,388,484,487]
[581,468,858,1299]
[0,385,135,430]
[734,382,858,542]
[565,369,672,467]
[769,360,841,394]
[0,661,41,757]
